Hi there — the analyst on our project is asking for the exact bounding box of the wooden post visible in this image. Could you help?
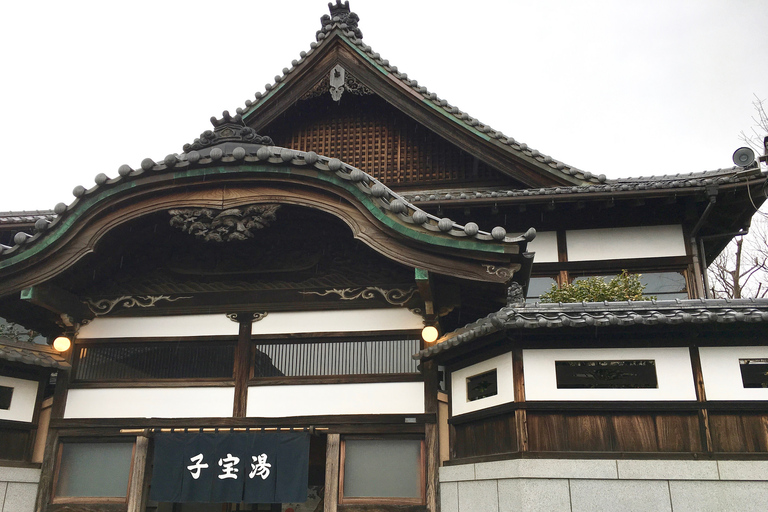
[423,360,440,512]
[324,434,340,512]
[512,347,528,452]
[127,435,151,512]
[35,368,70,512]
[233,315,253,417]
[689,346,713,453]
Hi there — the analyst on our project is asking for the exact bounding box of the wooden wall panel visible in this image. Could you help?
[452,413,517,459]
[268,95,519,189]
[710,414,768,453]
[527,412,701,453]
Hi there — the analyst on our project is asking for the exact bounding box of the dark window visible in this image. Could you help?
[555,360,658,389]
[740,359,768,388]
[0,385,13,409]
[253,338,420,377]
[0,427,30,461]
[573,271,688,300]
[74,342,236,381]
[54,441,134,499]
[527,276,557,300]
[466,370,498,402]
[340,439,424,503]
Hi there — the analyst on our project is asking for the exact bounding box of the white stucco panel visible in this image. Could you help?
[525,231,558,263]
[699,346,768,401]
[565,225,686,261]
[523,347,696,401]
[251,309,423,335]
[246,381,424,417]
[77,314,238,339]
[451,352,515,416]
[0,376,38,423]
[63,387,235,418]
[77,309,421,339]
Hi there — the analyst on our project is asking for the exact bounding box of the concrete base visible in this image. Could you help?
[0,467,41,512]
[440,459,768,512]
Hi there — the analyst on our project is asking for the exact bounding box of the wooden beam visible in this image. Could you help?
[233,315,253,418]
[415,268,435,318]
[20,284,94,323]
[423,360,439,512]
[324,434,340,512]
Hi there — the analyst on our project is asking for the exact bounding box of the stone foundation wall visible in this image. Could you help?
[440,459,768,512]
[0,467,40,512]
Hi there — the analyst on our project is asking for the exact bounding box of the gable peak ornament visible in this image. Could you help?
[182,111,273,154]
[319,1,363,40]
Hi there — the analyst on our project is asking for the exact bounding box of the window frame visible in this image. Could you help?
[51,438,136,504]
[338,436,426,506]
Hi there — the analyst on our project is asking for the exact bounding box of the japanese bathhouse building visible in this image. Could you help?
[1,2,768,512]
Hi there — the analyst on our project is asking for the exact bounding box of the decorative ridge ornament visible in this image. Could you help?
[182,111,273,153]
[169,205,280,242]
[320,1,363,41]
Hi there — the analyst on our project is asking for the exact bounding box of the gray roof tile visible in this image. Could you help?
[0,339,70,369]
[415,298,768,359]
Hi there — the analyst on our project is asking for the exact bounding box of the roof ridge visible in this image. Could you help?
[233,3,602,186]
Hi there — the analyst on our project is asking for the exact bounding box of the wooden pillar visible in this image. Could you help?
[690,346,713,453]
[233,316,253,418]
[127,435,151,512]
[324,434,341,512]
[423,360,440,512]
[512,347,528,453]
[35,367,70,512]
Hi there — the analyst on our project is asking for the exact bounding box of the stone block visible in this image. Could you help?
[717,460,768,481]
[570,479,672,512]
[440,481,459,512]
[440,463,476,482]
[517,459,617,480]
[617,459,718,480]
[458,480,498,512]
[498,478,570,512]
[3,482,38,512]
[0,468,40,484]
[669,480,768,512]
[0,482,7,512]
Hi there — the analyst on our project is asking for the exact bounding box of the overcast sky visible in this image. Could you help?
[0,0,766,212]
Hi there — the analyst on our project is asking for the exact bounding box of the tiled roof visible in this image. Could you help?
[0,339,70,369]
[0,139,534,260]
[400,167,766,204]
[0,211,56,224]
[414,298,768,359]
[237,1,602,186]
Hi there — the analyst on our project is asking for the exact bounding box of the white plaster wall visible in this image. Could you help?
[565,225,686,261]
[451,352,514,416]
[63,387,235,418]
[0,376,38,423]
[699,346,768,401]
[77,309,421,339]
[77,314,238,339]
[526,231,558,263]
[523,347,696,401]
[246,381,424,417]
[251,308,423,335]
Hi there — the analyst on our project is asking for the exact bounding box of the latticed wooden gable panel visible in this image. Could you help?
[266,94,523,189]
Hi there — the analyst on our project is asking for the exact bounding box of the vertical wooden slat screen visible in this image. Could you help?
[268,95,514,188]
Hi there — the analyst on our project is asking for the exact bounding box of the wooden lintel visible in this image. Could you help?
[415,268,435,318]
[20,285,94,322]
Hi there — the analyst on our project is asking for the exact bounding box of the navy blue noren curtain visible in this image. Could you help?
[150,432,309,503]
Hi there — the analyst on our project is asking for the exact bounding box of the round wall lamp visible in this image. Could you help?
[421,325,439,343]
[52,336,72,352]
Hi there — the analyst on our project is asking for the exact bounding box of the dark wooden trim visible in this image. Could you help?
[74,335,239,345]
[47,504,127,512]
[51,370,70,421]
[0,418,34,430]
[69,380,236,389]
[324,433,340,512]
[233,319,253,417]
[556,230,568,264]
[251,330,422,342]
[248,374,423,386]
[533,255,692,274]
[51,414,437,430]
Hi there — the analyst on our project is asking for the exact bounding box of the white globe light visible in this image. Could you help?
[53,336,71,352]
[422,325,439,343]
